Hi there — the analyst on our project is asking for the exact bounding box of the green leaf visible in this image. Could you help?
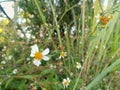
[5,78,13,88]
[85,58,120,90]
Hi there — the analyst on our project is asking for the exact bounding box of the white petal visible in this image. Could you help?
[31,44,39,52]
[63,79,66,82]
[67,77,70,82]
[33,59,41,66]
[64,52,67,56]
[77,66,80,68]
[43,56,49,61]
[30,50,35,57]
[76,62,78,64]
[59,56,61,59]
[13,69,18,74]
[42,48,50,55]
[30,44,39,57]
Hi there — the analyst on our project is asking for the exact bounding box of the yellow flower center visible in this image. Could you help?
[64,80,69,86]
[77,63,81,67]
[61,52,66,57]
[78,63,80,66]
[34,52,43,60]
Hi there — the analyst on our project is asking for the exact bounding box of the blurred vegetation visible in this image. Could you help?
[0,0,120,90]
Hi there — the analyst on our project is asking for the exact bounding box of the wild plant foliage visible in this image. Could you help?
[0,0,120,90]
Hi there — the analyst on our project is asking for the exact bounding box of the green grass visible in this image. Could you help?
[0,0,120,90]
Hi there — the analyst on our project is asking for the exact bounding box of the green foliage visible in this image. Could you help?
[0,0,120,90]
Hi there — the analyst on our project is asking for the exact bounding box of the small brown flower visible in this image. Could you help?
[100,16,109,25]
[58,45,64,51]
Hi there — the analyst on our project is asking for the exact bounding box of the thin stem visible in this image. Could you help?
[49,0,62,46]
[73,0,86,89]
[65,25,71,71]
[98,0,104,14]
[81,0,85,62]
[71,8,77,29]
[34,0,46,24]
[58,4,78,23]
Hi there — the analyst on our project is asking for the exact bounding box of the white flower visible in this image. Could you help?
[13,69,18,74]
[49,64,54,69]
[5,55,13,60]
[78,1,81,5]
[30,44,50,66]
[1,61,6,64]
[62,77,71,88]
[1,67,4,70]
[17,30,24,38]
[49,64,56,69]
[1,54,5,57]
[76,62,81,69]
[26,57,30,61]
[8,55,12,60]
[59,52,67,59]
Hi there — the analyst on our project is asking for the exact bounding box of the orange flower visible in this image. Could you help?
[100,15,113,25]
[100,16,109,25]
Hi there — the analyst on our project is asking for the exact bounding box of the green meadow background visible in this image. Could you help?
[0,0,120,90]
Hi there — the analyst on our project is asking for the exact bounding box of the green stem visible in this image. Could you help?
[73,0,86,89]
[49,0,62,46]
[65,25,71,71]
[34,0,46,24]
[98,0,104,15]
[81,0,85,62]
[58,4,78,23]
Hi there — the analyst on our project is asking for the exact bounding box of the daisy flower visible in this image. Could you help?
[1,60,6,64]
[30,44,50,66]
[76,62,81,69]
[13,69,18,74]
[59,51,67,59]
[62,77,71,88]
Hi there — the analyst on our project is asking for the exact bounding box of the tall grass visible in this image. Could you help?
[0,0,120,90]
